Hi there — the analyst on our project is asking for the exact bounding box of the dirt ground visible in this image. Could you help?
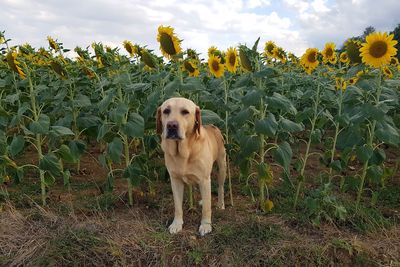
[0,144,399,266]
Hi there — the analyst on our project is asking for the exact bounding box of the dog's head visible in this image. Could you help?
[156,97,201,140]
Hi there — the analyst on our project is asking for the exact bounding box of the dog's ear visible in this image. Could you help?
[195,106,202,135]
[156,107,162,135]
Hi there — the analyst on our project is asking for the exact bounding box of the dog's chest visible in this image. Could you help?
[166,156,202,184]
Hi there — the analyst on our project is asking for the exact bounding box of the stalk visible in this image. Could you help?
[329,89,343,181]
[223,78,234,207]
[293,81,321,209]
[259,97,266,210]
[356,71,382,210]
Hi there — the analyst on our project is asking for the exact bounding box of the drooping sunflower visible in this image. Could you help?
[300,48,319,74]
[6,50,26,79]
[157,25,182,59]
[339,52,349,63]
[225,47,239,73]
[208,54,224,78]
[382,66,393,78]
[123,40,137,57]
[239,45,254,72]
[272,47,287,64]
[182,59,200,77]
[50,57,67,79]
[140,49,157,69]
[81,66,96,79]
[74,46,90,61]
[390,57,399,65]
[360,32,398,68]
[264,41,276,57]
[47,36,59,52]
[345,39,362,64]
[322,42,337,64]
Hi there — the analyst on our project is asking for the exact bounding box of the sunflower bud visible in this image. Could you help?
[47,36,59,52]
[345,39,362,64]
[6,50,26,79]
[141,49,157,69]
[50,60,67,79]
[239,46,253,72]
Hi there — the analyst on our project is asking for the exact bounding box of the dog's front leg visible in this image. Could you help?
[198,177,212,236]
[169,177,184,234]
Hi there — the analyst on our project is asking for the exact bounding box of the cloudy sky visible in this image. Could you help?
[1,0,399,57]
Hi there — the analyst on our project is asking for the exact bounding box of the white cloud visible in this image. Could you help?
[246,0,271,9]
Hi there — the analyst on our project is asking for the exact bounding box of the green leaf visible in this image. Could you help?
[375,121,400,146]
[63,170,71,187]
[69,140,86,158]
[110,104,128,124]
[107,137,123,163]
[39,154,62,177]
[356,145,373,163]
[279,117,304,133]
[231,108,253,126]
[73,94,91,107]
[57,144,77,163]
[370,148,386,165]
[242,89,262,107]
[29,114,50,134]
[201,110,223,125]
[10,135,25,157]
[266,93,297,114]
[272,141,292,173]
[253,67,279,79]
[329,160,343,172]
[43,172,56,186]
[97,123,110,141]
[239,135,261,158]
[123,163,143,186]
[255,113,278,137]
[366,165,383,185]
[123,113,144,138]
[164,78,181,98]
[50,126,75,136]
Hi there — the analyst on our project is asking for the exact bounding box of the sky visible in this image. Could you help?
[1,0,399,57]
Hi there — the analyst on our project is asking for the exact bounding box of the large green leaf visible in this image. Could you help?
[110,103,129,125]
[123,163,144,186]
[266,93,297,114]
[57,144,77,163]
[123,113,144,138]
[279,117,304,133]
[107,137,123,163]
[39,154,62,177]
[255,113,278,137]
[50,126,75,136]
[73,94,91,107]
[272,141,292,173]
[242,89,262,107]
[201,110,223,125]
[375,121,400,146]
[356,144,373,163]
[29,114,50,134]
[10,135,25,157]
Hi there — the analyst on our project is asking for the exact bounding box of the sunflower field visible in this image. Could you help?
[0,25,400,255]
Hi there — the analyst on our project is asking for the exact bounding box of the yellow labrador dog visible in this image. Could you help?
[156,97,226,236]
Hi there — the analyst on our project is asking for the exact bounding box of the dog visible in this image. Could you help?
[156,97,226,236]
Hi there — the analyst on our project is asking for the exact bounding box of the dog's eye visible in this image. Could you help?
[163,108,171,115]
[181,109,189,115]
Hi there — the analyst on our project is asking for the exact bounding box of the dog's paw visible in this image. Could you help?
[199,223,212,236]
[168,220,183,234]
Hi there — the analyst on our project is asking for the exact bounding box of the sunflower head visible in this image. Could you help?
[182,59,200,77]
[390,57,399,66]
[288,53,298,64]
[208,54,224,78]
[74,46,91,60]
[50,57,67,79]
[345,39,362,64]
[360,32,398,68]
[81,66,96,79]
[6,50,26,79]
[300,48,319,74]
[186,48,199,61]
[141,49,157,69]
[208,46,219,57]
[348,77,358,85]
[340,52,349,63]
[239,45,254,72]
[272,47,287,63]
[47,36,59,52]
[335,77,347,91]
[123,40,136,57]
[157,25,182,60]
[322,42,336,64]
[264,41,276,57]
[225,47,239,73]
[382,66,393,78]
[0,32,5,44]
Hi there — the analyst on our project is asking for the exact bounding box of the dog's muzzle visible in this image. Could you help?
[166,121,181,140]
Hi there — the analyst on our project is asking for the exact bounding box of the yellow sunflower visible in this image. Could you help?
[288,53,298,64]
[0,35,5,44]
[356,69,368,78]
[6,50,26,79]
[348,77,358,85]
[335,77,347,91]
[186,48,199,61]
[382,66,393,78]
[272,47,287,64]
[182,59,200,77]
[300,48,319,74]
[81,66,96,79]
[340,52,349,63]
[345,39,362,64]
[208,46,218,57]
[264,41,276,57]
[208,54,224,78]
[390,57,399,66]
[360,32,398,68]
[225,47,239,73]
[123,40,137,57]
[47,36,59,52]
[322,42,336,64]
[157,25,182,59]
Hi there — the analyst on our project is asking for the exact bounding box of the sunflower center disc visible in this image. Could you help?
[160,33,176,55]
[229,54,236,66]
[369,41,387,58]
[326,48,333,57]
[212,60,220,71]
[185,62,195,72]
[308,52,316,63]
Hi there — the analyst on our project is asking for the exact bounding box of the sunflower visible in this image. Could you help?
[182,59,200,77]
[123,40,138,57]
[272,47,287,64]
[81,66,96,79]
[0,35,5,44]
[345,39,363,64]
[47,36,59,52]
[339,52,349,63]
[239,46,253,72]
[157,25,182,59]
[74,46,90,60]
[356,69,368,78]
[140,49,157,69]
[6,50,26,79]
[225,47,239,73]
[186,48,199,61]
[321,42,337,64]
[390,57,399,66]
[50,59,67,79]
[382,66,393,78]
[300,48,319,74]
[264,41,276,57]
[348,77,358,85]
[208,46,218,57]
[335,77,347,91]
[288,53,298,64]
[360,32,398,68]
[208,54,224,78]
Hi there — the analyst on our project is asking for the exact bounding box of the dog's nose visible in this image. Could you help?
[167,121,179,130]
